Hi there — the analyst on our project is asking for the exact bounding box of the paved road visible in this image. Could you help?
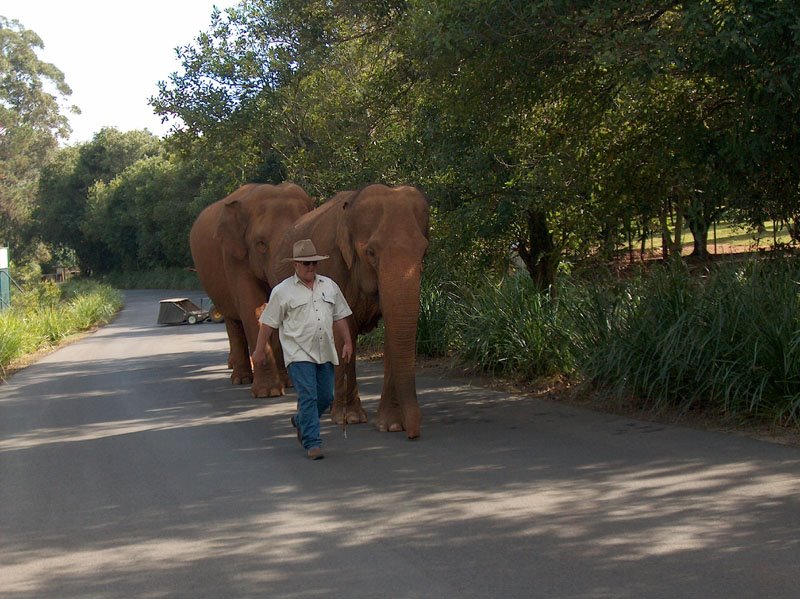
[1,289,799,598]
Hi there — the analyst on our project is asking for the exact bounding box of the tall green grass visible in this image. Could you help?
[445,274,574,378]
[0,280,122,375]
[415,256,800,425]
[565,258,800,423]
[416,277,457,358]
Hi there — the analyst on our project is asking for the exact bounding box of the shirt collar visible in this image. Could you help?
[292,272,318,285]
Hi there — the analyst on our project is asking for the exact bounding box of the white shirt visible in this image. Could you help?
[259,273,352,366]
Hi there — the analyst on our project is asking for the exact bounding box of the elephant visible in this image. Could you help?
[189,183,314,397]
[270,184,430,438]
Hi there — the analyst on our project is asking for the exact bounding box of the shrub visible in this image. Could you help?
[575,257,800,423]
[416,277,457,358]
[0,280,122,374]
[452,273,573,378]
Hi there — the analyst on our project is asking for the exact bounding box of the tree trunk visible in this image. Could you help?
[517,209,558,294]
[686,194,714,259]
[688,219,710,258]
[660,201,672,261]
[671,205,684,257]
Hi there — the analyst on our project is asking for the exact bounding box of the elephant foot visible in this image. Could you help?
[251,382,285,398]
[375,408,407,434]
[376,403,421,439]
[377,420,405,433]
[251,370,285,398]
[331,400,367,425]
[231,370,253,385]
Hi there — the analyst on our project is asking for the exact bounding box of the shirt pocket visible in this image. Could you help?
[286,297,309,321]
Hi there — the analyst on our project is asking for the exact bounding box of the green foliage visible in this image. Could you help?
[0,16,75,255]
[99,267,202,290]
[416,275,456,358]
[0,314,33,370]
[10,279,61,312]
[9,256,43,286]
[450,273,574,378]
[84,155,202,271]
[64,287,122,331]
[0,280,122,375]
[571,258,800,423]
[35,129,165,273]
[412,256,800,425]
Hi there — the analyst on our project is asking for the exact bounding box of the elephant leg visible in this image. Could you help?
[226,319,253,385]
[331,353,367,425]
[375,378,405,434]
[272,336,292,388]
[249,324,286,398]
[251,362,285,398]
[375,370,421,438]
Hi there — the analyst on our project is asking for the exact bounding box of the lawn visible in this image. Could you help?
[637,220,795,256]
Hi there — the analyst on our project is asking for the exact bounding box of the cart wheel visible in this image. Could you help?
[210,307,224,323]
[187,315,198,325]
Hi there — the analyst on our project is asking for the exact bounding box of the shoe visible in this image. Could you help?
[290,415,302,446]
[307,447,324,460]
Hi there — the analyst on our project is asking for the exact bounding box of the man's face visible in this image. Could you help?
[294,260,318,284]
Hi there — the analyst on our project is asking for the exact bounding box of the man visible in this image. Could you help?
[252,239,353,460]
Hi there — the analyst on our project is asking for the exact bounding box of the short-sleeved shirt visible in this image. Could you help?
[259,273,352,366]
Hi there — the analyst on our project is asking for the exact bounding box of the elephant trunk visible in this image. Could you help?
[379,265,422,438]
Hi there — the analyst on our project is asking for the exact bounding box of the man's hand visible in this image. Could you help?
[251,347,267,366]
[340,340,353,364]
[251,323,274,366]
[335,318,353,363]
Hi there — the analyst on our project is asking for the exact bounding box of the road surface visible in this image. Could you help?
[1,289,799,598]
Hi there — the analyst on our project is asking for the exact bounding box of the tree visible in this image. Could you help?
[679,1,800,241]
[85,155,203,272]
[0,16,76,258]
[35,128,162,272]
[151,0,800,287]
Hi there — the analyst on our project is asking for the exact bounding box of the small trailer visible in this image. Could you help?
[157,297,210,325]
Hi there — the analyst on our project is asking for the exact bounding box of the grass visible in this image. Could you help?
[414,255,800,426]
[566,258,800,424]
[0,279,123,377]
[641,219,794,254]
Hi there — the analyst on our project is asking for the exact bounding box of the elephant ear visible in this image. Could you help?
[216,198,248,261]
[335,199,354,269]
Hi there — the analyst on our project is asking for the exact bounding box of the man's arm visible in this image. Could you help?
[251,322,276,366]
[334,318,353,363]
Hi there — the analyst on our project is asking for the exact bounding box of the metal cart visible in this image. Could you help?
[157,297,210,325]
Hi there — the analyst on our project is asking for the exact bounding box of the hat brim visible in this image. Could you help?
[281,254,330,263]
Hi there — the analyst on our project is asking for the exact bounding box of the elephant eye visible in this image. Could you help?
[256,241,267,253]
[365,247,376,258]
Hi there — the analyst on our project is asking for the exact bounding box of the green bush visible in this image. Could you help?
[416,277,457,358]
[100,267,201,290]
[451,273,573,378]
[411,256,800,425]
[10,280,61,312]
[0,280,122,375]
[573,258,800,423]
[0,315,32,369]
